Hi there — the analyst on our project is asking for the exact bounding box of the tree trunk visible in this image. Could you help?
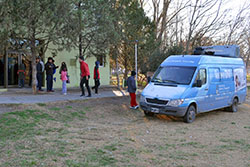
[157,0,170,45]
[246,51,250,69]
[124,60,128,81]
[115,46,120,88]
[78,1,83,60]
[31,38,37,94]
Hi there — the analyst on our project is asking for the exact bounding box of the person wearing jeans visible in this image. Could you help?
[60,67,68,95]
[127,71,139,109]
[79,56,91,97]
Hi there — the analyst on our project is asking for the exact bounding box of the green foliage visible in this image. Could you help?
[143,45,184,73]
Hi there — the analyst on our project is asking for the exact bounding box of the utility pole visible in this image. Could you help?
[78,1,83,60]
[135,40,138,82]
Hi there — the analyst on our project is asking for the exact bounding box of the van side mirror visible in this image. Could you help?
[196,80,202,87]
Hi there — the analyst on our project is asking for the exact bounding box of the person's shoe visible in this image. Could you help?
[80,94,85,97]
[51,90,55,92]
[134,105,139,109]
[63,93,67,95]
[86,95,91,97]
[39,89,44,91]
[130,106,135,109]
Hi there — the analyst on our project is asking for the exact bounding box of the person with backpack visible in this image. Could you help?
[127,71,139,109]
[79,56,91,97]
[92,61,100,94]
[60,62,68,95]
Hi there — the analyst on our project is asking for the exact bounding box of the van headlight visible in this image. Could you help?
[140,95,146,102]
[167,99,184,107]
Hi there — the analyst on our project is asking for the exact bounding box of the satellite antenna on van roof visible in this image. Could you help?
[193,45,240,58]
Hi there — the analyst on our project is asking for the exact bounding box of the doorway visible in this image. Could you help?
[0,51,31,88]
[0,55,4,86]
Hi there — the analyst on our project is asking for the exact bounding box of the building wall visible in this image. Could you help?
[45,48,110,88]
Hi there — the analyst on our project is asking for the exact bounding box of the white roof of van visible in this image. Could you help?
[161,55,244,67]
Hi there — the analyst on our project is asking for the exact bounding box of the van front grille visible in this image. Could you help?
[146,98,168,105]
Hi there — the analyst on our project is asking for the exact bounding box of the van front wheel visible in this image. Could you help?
[184,105,196,123]
[144,110,155,117]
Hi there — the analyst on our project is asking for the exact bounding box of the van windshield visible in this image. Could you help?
[151,66,196,85]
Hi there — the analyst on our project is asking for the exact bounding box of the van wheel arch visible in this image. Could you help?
[184,104,197,123]
[189,102,197,114]
[229,97,239,112]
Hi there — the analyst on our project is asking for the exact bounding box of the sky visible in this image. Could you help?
[144,0,250,19]
[143,0,250,41]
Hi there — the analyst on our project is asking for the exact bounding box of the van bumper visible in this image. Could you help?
[139,102,187,117]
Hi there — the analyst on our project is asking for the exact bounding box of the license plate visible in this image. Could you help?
[151,108,160,113]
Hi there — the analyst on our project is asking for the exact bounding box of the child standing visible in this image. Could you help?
[60,62,68,95]
[92,61,100,94]
[127,71,139,109]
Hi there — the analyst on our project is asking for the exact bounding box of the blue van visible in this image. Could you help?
[140,45,247,123]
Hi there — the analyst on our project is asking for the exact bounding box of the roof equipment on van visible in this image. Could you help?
[193,45,240,58]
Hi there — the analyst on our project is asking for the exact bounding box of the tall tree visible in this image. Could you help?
[0,0,73,93]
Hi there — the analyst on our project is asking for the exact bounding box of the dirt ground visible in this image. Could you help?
[0,96,250,167]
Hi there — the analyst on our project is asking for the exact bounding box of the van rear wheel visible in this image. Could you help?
[229,98,238,112]
[184,105,196,123]
[144,110,155,117]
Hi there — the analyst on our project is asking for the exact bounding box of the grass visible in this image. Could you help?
[169,151,198,160]
[0,96,250,167]
[210,138,250,154]
[0,106,90,167]
[0,109,52,141]
[83,148,117,166]
[37,103,46,107]
[49,107,61,111]
[179,142,206,148]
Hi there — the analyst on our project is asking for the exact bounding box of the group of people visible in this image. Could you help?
[36,56,101,97]
[4,55,139,109]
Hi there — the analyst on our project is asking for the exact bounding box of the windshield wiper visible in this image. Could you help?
[151,78,162,83]
[162,79,181,84]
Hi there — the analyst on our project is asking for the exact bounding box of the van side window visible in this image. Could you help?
[221,68,233,82]
[209,68,220,82]
[195,69,207,85]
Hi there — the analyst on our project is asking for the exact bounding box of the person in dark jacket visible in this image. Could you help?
[45,57,56,92]
[0,60,4,86]
[36,57,43,91]
[92,61,100,94]
[127,71,139,109]
[79,56,91,97]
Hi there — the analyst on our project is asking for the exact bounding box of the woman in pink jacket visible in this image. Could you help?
[60,62,68,95]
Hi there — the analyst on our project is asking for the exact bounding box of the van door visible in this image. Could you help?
[207,68,221,110]
[192,68,209,112]
[219,68,234,107]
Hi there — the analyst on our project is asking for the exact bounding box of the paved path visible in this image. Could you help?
[0,87,138,104]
